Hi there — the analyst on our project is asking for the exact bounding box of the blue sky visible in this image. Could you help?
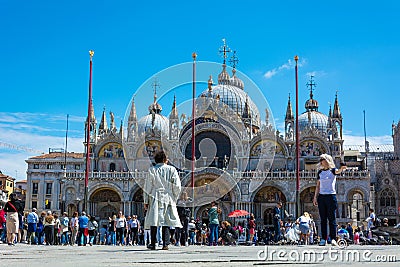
[0,0,399,180]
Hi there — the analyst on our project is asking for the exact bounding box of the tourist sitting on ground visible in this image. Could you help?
[353,228,360,244]
[218,221,237,246]
[296,212,311,245]
[337,225,350,240]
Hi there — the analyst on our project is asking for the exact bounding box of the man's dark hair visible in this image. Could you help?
[369,208,374,212]
[154,150,167,164]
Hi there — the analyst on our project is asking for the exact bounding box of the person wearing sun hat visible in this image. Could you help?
[313,154,347,246]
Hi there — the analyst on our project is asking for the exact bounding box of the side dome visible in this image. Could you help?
[298,111,328,133]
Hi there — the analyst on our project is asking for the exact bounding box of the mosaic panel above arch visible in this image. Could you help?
[99,142,124,158]
[254,186,286,203]
[250,140,284,157]
[300,140,326,157]
[90,188,121,202]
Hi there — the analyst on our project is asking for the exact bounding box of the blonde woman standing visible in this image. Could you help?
[313,154,346,246]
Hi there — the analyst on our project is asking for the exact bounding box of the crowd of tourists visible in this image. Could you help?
[0,153,383,248]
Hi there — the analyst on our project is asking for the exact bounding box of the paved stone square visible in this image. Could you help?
[1,244,400,267]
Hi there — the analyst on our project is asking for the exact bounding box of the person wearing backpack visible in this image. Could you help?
[88,215,98,246]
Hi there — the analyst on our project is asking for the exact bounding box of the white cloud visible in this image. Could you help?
[0,112,85,181]
[264,69,277,79]
[263,58,307,79]
[305,70,327,78]
[343,134,392,146]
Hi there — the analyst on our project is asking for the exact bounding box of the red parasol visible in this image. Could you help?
[228,209,249,217]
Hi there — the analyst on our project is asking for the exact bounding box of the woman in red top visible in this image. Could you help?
[248,214,256,245]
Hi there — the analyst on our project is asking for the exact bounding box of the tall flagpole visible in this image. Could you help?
[191,52,197,215]
[294,55,300,219]
[84,50,94,213]
[60,114,69,213]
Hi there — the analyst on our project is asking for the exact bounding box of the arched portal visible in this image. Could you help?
[300,187,319,221]
[185,130,232,169]
[89,188,121,219]
[67,203,76,217]
[347,190,365,225]
[253,186,287,226]
[131,188,144,220]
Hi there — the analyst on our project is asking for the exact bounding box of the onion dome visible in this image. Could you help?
[137,86,169,137]
[298,111,328,132]
[218,64,230,85]
[230,68,244,90]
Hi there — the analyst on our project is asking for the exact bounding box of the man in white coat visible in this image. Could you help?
[144,151,183,250]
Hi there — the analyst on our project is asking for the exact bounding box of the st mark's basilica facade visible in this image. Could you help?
[25,46,375,227]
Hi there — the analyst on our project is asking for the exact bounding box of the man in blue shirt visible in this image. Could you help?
[26,208,39,245]
[78,211,89,246]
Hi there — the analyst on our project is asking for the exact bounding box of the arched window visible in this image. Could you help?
[380,188,396,207]
[263,208,274,225]
[109,163,116,172]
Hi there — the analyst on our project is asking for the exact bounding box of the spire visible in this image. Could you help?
[119,119,123,134]
[327,103,333,128]
[170,95,178,119]
[285,94,294,120]
[109,111,116,130]
[218,39,231,85]
[242,95,251,119]
[207,75,213,92]
[99,106,108,131]
[129,97,137,120]
[305,76,319,111]
[148,79,162,114]
[332,91,342,118]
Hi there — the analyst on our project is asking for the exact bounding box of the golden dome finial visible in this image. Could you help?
[89,50,94,59]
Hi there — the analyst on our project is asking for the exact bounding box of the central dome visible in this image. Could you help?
[298,111,328,133]
[205,84,260,127]
[200,66,261,128]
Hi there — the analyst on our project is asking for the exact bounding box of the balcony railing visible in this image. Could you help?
[64,169,369,181]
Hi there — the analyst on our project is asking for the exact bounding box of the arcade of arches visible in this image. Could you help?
[68,185,371,229]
